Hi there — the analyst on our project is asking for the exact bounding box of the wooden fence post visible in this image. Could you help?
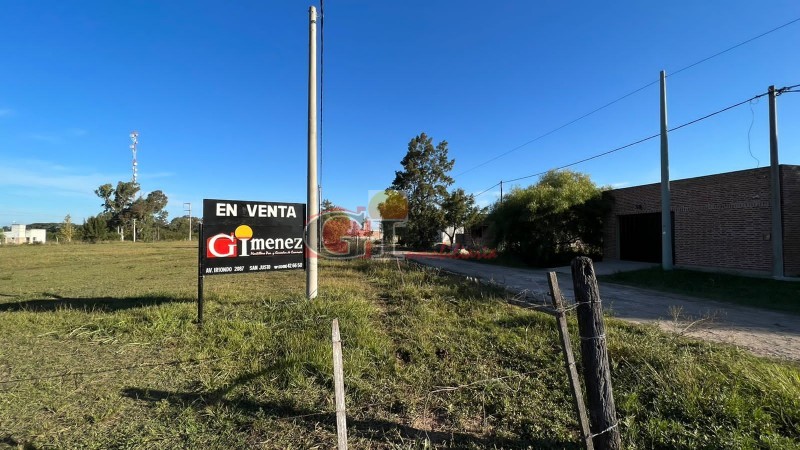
[547,272,594,450]
[331,319,348,450]
[570,257,621,450]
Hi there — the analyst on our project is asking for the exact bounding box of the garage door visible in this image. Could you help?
[618,212,673,263]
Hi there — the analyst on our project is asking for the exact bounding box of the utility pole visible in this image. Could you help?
[659,70,673,271]
[184,202,192,241]
[768,86,784,278]
[307,5,319,299]
[500,180,503,203]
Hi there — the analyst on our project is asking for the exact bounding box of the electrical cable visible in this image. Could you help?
[502,133,660,184]
[746,98,760,167]
[473,182,501,198]
[455,16,800,177]
[670,17,800,78]
[491,86,796,189]
[455,81,658,177]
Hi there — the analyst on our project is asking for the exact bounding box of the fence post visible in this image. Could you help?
[331,319,348,449]
[571,257,621,450]
[197,222,205,327]
[547,272,594,450]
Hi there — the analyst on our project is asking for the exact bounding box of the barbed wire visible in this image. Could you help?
[0,354,234,387]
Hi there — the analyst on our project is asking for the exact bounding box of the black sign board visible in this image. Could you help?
[201,199,306,275]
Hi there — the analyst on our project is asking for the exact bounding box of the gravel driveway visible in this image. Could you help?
[406,254,800,362]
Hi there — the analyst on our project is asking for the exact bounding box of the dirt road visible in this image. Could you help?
[407,255,800,362]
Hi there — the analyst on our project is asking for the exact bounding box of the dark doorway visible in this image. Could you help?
[618,212,673,263]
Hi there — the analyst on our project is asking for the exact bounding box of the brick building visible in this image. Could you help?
[603,165,800,277]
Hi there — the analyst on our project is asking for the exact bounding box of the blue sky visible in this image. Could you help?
[1,1,799,226]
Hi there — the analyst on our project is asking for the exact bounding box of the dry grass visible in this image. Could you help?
[0,242,798,449]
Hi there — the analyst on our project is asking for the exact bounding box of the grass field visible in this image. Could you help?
[0,242,798,449]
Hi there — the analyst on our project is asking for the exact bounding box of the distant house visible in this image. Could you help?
[2,224,47,244]
[439,226,464,246]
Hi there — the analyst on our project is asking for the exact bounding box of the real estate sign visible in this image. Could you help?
[201,199,306,275]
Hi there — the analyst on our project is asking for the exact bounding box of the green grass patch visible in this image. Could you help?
[0,243,798,448]
[600,267,800,315]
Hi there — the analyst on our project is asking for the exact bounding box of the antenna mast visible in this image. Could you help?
[130,131,139,184]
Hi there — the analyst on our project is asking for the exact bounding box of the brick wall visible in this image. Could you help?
[782,165,800,277]
[603,166,795,274]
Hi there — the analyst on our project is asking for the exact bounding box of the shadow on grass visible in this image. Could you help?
[122,375,579,449]
[0,294,192,313]
[0,434,38,450]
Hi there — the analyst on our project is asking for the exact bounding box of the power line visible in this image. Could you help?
[456,81,658,177]
[474,85,798,197]
[473,182,501,198]
[502,133,660,184]
[670,17,800,78]
[667,92,768,133]
[456,16,800,177]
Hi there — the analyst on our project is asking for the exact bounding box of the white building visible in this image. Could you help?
[2,224,47,244]
[439,226,464,246]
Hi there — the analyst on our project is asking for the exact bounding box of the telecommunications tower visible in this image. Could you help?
[130,131,139,184]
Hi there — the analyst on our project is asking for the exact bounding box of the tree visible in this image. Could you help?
[95,181,140,241]
[441,188,479,246]
[94,182,169,241]
[487,170,612,266]
[58,214,76,243]
[389,132,454,248]
[130,190,169,241]
[82,215,110,243]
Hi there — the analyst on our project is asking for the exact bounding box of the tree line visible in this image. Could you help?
[33,180,200,243]
[377,132,611,266]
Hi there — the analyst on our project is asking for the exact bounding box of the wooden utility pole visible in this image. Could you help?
[547,272,594,450]
[768,86,784,278]
[571,257,621,450]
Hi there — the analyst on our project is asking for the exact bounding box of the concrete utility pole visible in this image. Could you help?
[500,180,504,203]
[660,70,673,271]
[184,202,192,241]
[307,5,319,299]
[768,86,784,278]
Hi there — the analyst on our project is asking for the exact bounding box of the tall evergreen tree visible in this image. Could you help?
[82,215,110,243]
[390,133,454,248]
